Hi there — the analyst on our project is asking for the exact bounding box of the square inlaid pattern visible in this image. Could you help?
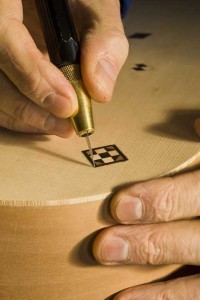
[82,145,128,167]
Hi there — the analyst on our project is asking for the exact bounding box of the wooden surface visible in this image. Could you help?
[1,1,200,206]
[0,0,200,299]
[0,204,179,300]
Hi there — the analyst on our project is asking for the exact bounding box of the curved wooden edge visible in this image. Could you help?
[0,193,110,207]
[1,151,200,207]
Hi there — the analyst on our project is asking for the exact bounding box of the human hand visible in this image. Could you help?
[0,0,128,136]
[93,169,200,299]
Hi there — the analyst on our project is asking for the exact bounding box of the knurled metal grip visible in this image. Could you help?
[60,64,94,137]
[60,64,81,83]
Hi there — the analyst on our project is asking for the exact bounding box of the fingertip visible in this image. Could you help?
[111,192,144,224]
[92,230,109,264]
[43,92,78,119]
[92,233,102,263]
[56,121,75,138]
[110,192,122,221]
[113,292,128,300]
[93,231,130,265]
[44,115,75,138]
[41,63,78,118]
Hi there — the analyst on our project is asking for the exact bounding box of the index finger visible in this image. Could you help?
[0,0,77,118]
[110,170,200,224]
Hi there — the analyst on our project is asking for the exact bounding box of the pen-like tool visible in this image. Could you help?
[35,0,95,167]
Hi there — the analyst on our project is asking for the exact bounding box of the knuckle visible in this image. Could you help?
[109,28,129,59]
[154,178,177,222]
[118,32,129,52]
[13,102,33,125]
[140,230,166,265]
[0,17,7,39]
[19,70,43,102]
[0,18,20,64]
[84,26,129,65]
[0,18,48,104]
[0,19,10,62]
[7,117,17,131]
[6,116,22,132]
[157,288,175,300]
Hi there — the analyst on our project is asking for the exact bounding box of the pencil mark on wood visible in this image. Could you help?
[132,64,147,71]
[82,144,128,167]
[129,32,152,39]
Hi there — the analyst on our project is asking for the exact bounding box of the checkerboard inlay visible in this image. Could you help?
[82,145,128,167]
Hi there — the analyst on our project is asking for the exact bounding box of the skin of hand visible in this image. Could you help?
[93,169,200,299]
[0,0,128,136]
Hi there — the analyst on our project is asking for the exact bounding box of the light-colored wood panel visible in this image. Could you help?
[0,0,200,206]
[0,203,179,300]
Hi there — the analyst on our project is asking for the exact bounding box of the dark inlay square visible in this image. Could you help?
[82,144,128,167]
[132,63,147,71]
[99,152,111,159]
[129,33,152,39]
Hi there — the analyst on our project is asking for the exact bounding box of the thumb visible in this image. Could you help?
[79,0,129,102]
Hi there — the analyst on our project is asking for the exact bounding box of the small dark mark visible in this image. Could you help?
[129,33,152,39]
[132,64,147,71]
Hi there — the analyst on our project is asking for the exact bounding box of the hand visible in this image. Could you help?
[93,169,200,299]
[0,0,128,136]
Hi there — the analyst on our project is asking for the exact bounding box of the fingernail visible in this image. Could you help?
[43,93,77,118]
[95,58,117,97]
[116,196,143,222]
[194,118,200,137]
[44,115,57,131]
[43,93,56,107]
[101,237,129,263]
